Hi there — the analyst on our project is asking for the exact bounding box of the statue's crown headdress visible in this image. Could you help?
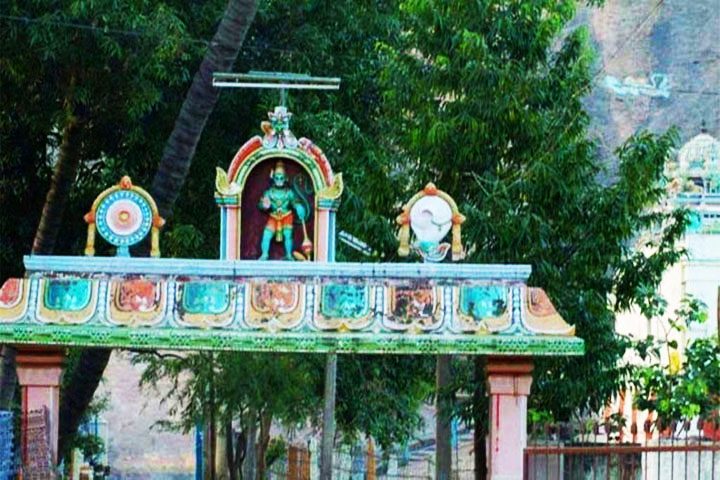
[272,160,286,176]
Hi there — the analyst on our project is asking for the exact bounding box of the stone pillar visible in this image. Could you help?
[486,356,533,480]
[366,438,376,480]
[435,355,452,480]
[15,347,65,465]
[319,353,337,480]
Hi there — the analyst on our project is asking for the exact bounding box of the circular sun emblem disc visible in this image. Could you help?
[95,190,153,249]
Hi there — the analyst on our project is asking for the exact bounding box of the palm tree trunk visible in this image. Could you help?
[256,412,272,479]
[473,357,488,480]
[435,355,452,480]
[242,409,258,480]
[150,0,259,220]
[0,346,17,409]
[57,348,111,459]
[56,0,258,461]
[32,113,84,254]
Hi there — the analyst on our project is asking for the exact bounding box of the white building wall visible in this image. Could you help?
[616,232,719,350]
[683,234,720,339]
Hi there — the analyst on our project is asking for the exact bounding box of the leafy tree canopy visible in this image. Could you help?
[632,297,720,422]
[0,0,226,275]
[377,0,689,419]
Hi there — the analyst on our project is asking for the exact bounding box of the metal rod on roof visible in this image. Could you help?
[215,70,340,82]
[212,71,341,90]
[212,71,340,107]
[212,81,340,90]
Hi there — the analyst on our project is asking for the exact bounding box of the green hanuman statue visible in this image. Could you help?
[258,161,308,260]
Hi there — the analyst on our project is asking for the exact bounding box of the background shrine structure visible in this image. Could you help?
[0,72,584,480]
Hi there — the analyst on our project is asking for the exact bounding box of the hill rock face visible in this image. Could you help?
[582,0,719,156]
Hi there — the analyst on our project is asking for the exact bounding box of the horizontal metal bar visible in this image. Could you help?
[24,255,532,281]
[212,81,340,90]
[526,444,720,455]
[214,71,341,84]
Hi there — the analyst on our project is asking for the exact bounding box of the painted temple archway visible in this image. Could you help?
[0,99,582,479]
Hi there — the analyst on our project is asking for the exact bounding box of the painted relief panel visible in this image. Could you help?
[37,279,97,324]
[385,286,442,331]
[246,282,305,330]
[455,286,510,333]
[108,279,167,327]
[176,282,235,328]
[0,279,29,323]
[524,287,574,335]
[315,284,375,330]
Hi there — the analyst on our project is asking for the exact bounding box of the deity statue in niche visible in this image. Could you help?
[258,160,312,260]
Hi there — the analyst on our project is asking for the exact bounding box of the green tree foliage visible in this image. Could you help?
[137,352,321,433]
[0,0,228,416]
[135,352,433,473]
[136,352,320,477]
[0,1,229,284]
[377,0,689,422]
[335,356,434,448]
[1,0,205,261]
[631,297,720,422]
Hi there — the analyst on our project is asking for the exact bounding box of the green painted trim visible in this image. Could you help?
[234,148,329,193]
[214,195,239,205]
[317,198,341,210]
[0,325,584,356]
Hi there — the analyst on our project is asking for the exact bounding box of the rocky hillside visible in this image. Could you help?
[582,0,719,158]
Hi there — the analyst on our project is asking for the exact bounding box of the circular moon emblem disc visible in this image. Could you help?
[95,190,153,247]
[409,196,453,243]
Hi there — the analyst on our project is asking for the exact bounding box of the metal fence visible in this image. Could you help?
[265,443,478,480]
[0,411,14,480]
[19,408,58,480]
[524,418,720,480]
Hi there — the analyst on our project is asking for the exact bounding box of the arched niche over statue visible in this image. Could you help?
[215,107,343,261]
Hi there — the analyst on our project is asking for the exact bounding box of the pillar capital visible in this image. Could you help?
[15,346,65,466]
[486,357,534,396]
[486,356,534,375]
[15,347,65,385]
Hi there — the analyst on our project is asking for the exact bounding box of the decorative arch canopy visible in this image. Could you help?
[215,107,343,261]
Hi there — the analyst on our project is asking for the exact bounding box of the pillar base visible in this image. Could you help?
[486,356,533,480]
[15,347,65,465]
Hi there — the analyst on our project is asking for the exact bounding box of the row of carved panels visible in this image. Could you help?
[0,278,575,336]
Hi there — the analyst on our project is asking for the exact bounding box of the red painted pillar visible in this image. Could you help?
[15,347,65,465]
[486,356,533,480]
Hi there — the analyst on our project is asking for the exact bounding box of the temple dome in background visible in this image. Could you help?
[677,131,720,178]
